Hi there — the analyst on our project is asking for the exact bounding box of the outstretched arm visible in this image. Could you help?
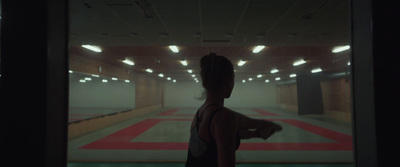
[230,110,282,139]
[238,129,259,139]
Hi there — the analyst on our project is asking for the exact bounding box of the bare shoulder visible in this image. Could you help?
[211,107,238,138]
[212,107,238,124]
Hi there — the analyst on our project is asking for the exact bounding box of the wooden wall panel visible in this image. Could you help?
[277,84,298,112]
[288,84,298,105]
[277,77,352,122]
[321,78,352,113]
[68,104,162,139]
[69,54,164,109]
[320,78,352,122]
[69,53,135,81]
[135,73,163,108]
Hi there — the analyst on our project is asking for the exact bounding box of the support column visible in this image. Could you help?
[296,74,324,115]
[0,0,68,166]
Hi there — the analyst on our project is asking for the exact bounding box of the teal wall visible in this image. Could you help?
[164,81,277,108]
[69,72,135,109]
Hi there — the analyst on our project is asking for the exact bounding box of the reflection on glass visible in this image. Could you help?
[0,5,2,85]
[68,71,135,124]
[68,0,352,165]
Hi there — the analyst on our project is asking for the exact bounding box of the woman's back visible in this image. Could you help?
[186,104,240,167]
[186,53,282,167]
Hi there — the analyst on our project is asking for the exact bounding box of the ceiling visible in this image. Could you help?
[69,0,351,83]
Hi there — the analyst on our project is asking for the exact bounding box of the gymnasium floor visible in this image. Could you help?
[69,108,132,123]
[68,162,353,167]
[67,108,353,165]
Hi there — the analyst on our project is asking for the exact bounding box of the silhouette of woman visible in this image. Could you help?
[186,53,283,167]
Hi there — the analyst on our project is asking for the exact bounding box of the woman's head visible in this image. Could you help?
[200,53,235,98]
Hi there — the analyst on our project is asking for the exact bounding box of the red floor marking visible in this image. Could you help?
[80,119,352,151]
[95,119,163,143]
[251,109,280,116]
[157,109,181,116]
[280,119,352,143]
[158,108,280,117]
[238,143,352,151]
[69,114,103,117]
[68,118,83,121]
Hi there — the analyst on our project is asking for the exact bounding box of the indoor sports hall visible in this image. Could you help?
[67,0,353,166]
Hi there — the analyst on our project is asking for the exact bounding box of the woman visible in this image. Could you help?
[185,53,283,167]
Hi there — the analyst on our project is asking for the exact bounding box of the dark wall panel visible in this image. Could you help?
[296,74,324,115]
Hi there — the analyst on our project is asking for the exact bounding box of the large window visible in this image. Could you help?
[68,0,352,164]
[0,3,2,84]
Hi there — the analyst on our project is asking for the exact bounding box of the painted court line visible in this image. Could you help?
[158,108,280,117]
[157,109,193,116]
[80,119,352,151]
[249,109,281,116]
[69,114,104,117]
[69,118,83,121]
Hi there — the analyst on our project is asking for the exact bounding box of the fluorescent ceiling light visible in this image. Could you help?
[270,69,279,73]
[248,78,253,81]
[112,77,118,80]
[242,80,246,83]
[293,59,307,66]
[188,69,192,73]
[69,70,73,74]
[82,45,102,53]
[347,61,351,66]
[275,77,281,81]
[92,74,99,77]
[167,77,171,80]
[84,77,92,81]
[158,73,164,77]
[79,79,86,83]
[265,79,269,83]
[102,79,108,83]
[191,74,195,78]
[169,45,179,53]
[332,72,347,77]
[253,45,265,53]
[125,80,130,83]
[122,59,135,66]
[173,79,176,83]
[332,45,350,53]
[290,74,297,78]
[146,68,153,73]
[180,60,188,66]
[238,60,246,66]
[257,74,262,78]
[311,68,323,73]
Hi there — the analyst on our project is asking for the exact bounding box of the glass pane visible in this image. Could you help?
[68,0,353,165]
[0,3,2,84]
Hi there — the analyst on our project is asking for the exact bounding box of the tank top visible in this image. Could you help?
[185,105,240,167]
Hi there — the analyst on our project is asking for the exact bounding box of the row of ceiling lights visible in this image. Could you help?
[80,44,350,83]
[170,45,265,54]
[237,45,350,71]
[180,45,349,83]
[173,45,267,83]
[69,70,131,83]
[145,68,177,82]
[236,45,350,83]
[80,44,265,83]
[80,44,178,82]
[241,74,294,84]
